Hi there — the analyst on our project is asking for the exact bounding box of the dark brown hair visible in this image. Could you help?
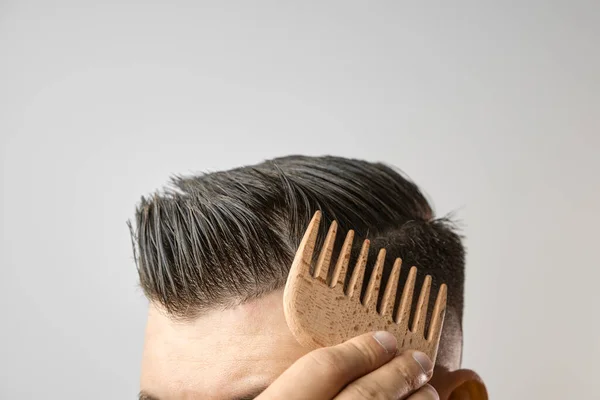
[129,155,465,323]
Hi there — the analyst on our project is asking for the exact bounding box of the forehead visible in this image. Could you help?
[140,289,308,399]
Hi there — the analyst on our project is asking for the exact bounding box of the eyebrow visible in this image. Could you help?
[231,386,269,400]
[138,392,159,400]
[138,386,268,400]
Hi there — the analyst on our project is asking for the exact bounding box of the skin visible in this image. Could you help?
[140,289,486,400]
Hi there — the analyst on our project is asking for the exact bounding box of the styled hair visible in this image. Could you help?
[129,155,465,323]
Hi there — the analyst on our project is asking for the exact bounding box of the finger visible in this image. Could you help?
[335,350,434,400]
[257,331,398,400]
[407,384,439,400]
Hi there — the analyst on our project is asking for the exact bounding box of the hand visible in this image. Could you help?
[257,331,438,399]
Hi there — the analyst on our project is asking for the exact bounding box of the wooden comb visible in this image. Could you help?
[283,211,448,363]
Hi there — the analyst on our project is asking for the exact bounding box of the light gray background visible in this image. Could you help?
[1,1,598,399]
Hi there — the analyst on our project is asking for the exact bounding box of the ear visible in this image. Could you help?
[430,368,488,400]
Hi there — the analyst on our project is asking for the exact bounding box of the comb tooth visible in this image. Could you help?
[313,220,338,281]
[380,258,401,318]
[346,239,370,298]
[395,266,417,324]
[330,230,354,288]
[427,284,447,342]
[290,211,322,276]
[363,248,386,308]
[411,275,432,334]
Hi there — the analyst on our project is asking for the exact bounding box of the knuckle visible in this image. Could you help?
[347,382,386,400]
[345,339,381,367]
[306,348,347,380]
[389,357,426,389]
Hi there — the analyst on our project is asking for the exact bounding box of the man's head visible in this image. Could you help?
[131,155,485,399]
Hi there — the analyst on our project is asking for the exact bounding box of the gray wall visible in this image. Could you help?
[1,1,598,398]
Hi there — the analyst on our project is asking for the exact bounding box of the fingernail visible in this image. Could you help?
[413,351,434,375]
[424,384,440,399]
[372,331,397,354]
